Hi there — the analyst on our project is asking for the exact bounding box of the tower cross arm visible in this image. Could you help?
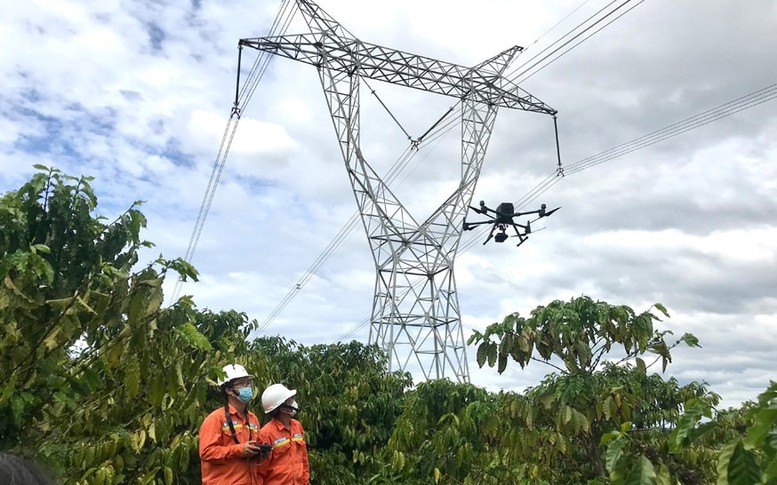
[240,35,555,114]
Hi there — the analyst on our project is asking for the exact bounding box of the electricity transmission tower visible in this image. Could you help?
[241,0,556,382]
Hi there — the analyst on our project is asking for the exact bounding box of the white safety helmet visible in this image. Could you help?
[217,364,253,388]
[261,383,297,414]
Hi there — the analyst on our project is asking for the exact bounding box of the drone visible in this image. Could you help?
[463,201,560,246]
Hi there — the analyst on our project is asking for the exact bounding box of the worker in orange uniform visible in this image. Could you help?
[255,383,310,484]
[199,364,270,484]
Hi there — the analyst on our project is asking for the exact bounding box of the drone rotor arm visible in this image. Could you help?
[464,220,495,228]
[512,209,541,218]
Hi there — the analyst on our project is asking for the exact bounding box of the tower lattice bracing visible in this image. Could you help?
[242,0,556,382]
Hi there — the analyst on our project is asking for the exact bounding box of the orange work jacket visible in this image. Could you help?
[199,404,261,485]
[255,417,310,485]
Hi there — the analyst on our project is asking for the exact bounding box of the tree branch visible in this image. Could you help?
[531,356,567,374]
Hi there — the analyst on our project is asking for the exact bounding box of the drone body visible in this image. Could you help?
[463,200,559,246]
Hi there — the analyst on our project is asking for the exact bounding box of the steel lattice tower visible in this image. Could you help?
[242,0,556,382]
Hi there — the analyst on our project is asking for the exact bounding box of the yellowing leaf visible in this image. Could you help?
[42,326,62,350]
[75,295,97,314]
[656,464,671,485]
[125,360,140,399]
[4,275,34,303]
[106,340,125,368]
[654,303,670,318]
[148,421,157,443]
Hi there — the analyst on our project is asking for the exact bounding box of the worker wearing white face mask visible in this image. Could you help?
[253,383,310,484]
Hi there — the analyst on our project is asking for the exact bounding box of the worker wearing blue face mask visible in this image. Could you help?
[199,364,269,484]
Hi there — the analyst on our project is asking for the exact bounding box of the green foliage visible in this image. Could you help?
[0,167,216,483]
[2,167,773,485]
[464,296,717,482]
[251,337,413,483]
[0,168,415,484]
[713,382,777,485]
[468,296,689,375]
[611,381,777,485]
[387,380,525,485]
[724,441,760,485]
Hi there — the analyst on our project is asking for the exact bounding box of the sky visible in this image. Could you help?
[1,0,775,409]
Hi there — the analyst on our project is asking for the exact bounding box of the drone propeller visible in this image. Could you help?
[530,206,561,224]
[469,200,493,215]
[538,204,561,218]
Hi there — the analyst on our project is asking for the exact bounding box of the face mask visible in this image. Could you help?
[235,387,253,403]
[281,401,298,417]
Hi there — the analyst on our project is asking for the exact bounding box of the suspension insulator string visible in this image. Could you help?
[553,114,564,177]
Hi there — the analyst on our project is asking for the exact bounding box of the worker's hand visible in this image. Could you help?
[243,441,262,457]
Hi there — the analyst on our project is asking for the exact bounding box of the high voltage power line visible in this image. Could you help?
[253,0,645,333]
[175,0,640,305]
[254,111,462,335]
[458,82,777,257]
[563,83,777,175]
[506,0,645,83]
[335,81,777,342]
[179,0,769,342]
[171,0,298,302]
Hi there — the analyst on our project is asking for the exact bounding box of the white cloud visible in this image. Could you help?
[1,0,776,409]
